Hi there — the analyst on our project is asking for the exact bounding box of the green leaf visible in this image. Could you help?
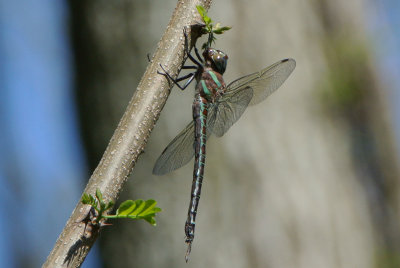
[196,5,212,26]
[81,193,97,207]
[116,199,162,226]
[204,15,212,25]
[196,5,206,18]
[117,200,137,216]
[105,201,114,211]
[81,193,91,204]
[95,188,103,203]
[196,5,231,50]
[213,26,232,35]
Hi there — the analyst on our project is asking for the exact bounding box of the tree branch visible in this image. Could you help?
[43,1,212,267]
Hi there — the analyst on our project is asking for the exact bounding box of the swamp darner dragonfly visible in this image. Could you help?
[153,41,296,261]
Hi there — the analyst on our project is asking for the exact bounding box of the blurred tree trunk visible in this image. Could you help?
[71,0,400,267]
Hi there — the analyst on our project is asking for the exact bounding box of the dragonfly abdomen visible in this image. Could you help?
[185,93,208,260]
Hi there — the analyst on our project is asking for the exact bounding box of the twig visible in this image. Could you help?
[43,1,212,267]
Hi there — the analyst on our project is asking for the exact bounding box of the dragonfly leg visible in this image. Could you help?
[157,28,203,90]
[183,27,203,68]
[182,65,198,70]
[181,74,196,90]
[187,51,202,68]
[194,47,203,63]
[158,64,196,91]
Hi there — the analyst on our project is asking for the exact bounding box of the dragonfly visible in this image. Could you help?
[153,36,296,261]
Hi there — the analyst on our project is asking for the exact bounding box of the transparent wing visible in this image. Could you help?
[208,86,253,137]
[153,108,216,176]
[153,59,296,175]
[226,58,296,105]
[209,58,296,137]
[152,121,195,175]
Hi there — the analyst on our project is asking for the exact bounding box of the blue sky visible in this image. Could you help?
[372,0,400,150]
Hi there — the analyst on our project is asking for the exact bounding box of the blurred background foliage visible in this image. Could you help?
[1,0,400,267]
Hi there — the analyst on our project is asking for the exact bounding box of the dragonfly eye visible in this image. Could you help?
[205,48,228,74]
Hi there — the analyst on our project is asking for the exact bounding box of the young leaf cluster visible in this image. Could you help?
[110,199,161,226]
[196,5,231,49]
[81,189,161,226]
[81,189,114,224]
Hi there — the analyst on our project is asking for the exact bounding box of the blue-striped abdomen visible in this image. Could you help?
[184,93,208,257]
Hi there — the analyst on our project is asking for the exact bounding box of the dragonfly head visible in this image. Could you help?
[203,48,228,74]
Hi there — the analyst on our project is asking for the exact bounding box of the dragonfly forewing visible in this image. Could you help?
[226,58,296,105]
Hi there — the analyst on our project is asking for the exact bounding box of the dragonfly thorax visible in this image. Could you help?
[203,48,228,75]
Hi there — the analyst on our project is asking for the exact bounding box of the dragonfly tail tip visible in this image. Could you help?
[185,242,192,262]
